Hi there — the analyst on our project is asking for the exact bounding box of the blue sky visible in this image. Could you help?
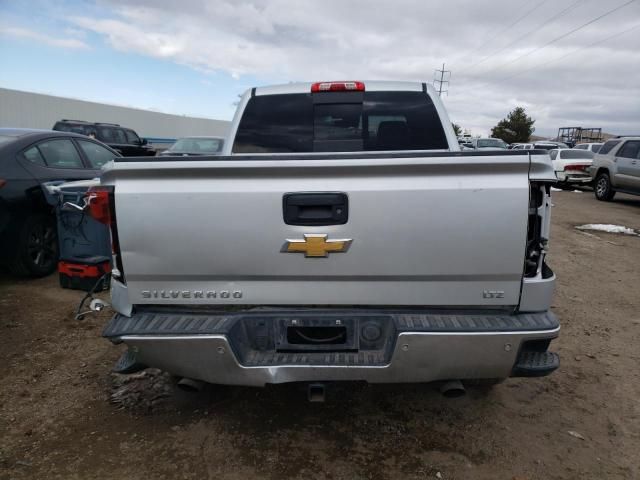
[1,0,639,136]
[0,0,267,120]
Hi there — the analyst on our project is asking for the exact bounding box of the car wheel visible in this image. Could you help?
[6,214,58,277]
[594,172,615,201]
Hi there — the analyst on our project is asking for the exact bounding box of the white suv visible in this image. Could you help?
[591,137,640,200]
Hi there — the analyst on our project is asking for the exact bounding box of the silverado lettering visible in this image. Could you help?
[141,290,243,299]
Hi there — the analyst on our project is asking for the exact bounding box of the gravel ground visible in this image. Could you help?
[1,190,639,480]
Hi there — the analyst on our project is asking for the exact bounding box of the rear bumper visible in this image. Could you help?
[556,171,592,183]
[104,309,560,386]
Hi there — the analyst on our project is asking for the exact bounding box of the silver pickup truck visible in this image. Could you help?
[95,81,559,395]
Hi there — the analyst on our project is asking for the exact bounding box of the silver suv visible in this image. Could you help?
[591,137,640,201]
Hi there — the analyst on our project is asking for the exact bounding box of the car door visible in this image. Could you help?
[623,141,640,192]
[19,137,96,183]
[615,140,640,190]
[123,129,146,156]
[97,126,128,156]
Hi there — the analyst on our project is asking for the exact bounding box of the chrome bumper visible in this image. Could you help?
[107,309,560,386]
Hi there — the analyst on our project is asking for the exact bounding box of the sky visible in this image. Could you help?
[1,0,639,137]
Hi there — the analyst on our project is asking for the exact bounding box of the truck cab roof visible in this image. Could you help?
[253,81,435,96]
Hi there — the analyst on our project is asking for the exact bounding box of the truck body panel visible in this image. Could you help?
[103,153,535,308]
[99,81,560,387]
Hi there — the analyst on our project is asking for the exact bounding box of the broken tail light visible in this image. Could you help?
[87,187,112,224]
[86,186,125,282]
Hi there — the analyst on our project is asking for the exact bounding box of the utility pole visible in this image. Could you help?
[433,63,450,96]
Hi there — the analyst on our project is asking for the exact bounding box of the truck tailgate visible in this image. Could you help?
[105,154,531,308]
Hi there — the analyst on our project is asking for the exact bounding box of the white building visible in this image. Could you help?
[0,87,230,142]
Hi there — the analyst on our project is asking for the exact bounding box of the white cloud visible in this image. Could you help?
[0,26,89,50]
[64,0,640,135]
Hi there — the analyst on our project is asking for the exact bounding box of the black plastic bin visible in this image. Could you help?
[43,181,112,291]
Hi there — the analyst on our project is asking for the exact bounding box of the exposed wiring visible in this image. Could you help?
[75,272,110,321]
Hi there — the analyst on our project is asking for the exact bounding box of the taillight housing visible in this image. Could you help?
[311,81,365,92]
[87,188,112,224]
[564,164,587,172]
[86,186,125,281]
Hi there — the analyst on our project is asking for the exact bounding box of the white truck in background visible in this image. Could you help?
[90,81,559,398]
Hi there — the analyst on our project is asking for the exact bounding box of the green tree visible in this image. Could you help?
[452,123,462,137]
[490,107,535,143]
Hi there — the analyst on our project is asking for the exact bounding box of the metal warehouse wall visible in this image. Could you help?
[0,88,230,138]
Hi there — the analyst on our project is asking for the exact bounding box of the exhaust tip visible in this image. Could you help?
[176,377,205,393]
[440,380,466,398]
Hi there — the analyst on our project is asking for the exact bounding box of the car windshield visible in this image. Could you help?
[560,150,594,159]
[477,139,507,148]
[534,143,557,150]
[169,138,223,153]
[592,143,603,153]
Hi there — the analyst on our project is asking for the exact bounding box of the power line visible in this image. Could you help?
[476,0,637,76]
[434,63,450,96]
[494,21,640,84]
[450,0,548,67]
[460,0,584,74]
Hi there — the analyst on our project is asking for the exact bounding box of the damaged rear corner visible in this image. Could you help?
[520,154,557,313]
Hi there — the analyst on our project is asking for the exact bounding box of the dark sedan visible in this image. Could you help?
[0,128,120,277]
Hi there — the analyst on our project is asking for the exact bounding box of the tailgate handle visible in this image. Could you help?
[283,192,348,226]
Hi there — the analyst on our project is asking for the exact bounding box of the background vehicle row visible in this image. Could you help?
[0,128,120,276]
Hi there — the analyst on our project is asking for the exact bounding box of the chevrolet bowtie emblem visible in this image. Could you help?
[282,234,353,258]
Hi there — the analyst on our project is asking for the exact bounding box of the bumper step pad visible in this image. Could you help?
[512,351,560,377]
[103,309,559,338]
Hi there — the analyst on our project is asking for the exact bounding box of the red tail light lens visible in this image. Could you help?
[311,81,365,93]
[0,179,6,189]
[86,186,125,281]
[87,187,112,224]
[564,164,587,172]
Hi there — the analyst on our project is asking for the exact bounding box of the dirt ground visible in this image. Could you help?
[1,190,639,480]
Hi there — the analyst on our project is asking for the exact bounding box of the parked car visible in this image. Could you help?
[470,138,508,150]
[549,148,594,188]
[591,137,640,201]
[511,143,534,150]
[533,142,570,151]
[573,143,603,153]
[53,120,154,157]
[97,80,560,394]
[0,128,120,277]
[157,136,225,157]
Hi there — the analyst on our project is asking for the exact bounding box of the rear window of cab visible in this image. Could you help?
[232,91,448,153]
